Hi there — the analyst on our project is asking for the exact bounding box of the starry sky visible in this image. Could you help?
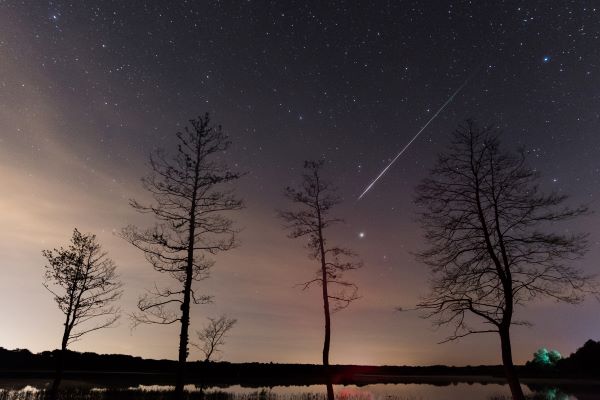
[1,1,599,366]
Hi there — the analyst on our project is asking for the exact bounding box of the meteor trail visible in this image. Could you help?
[357,74,474,200]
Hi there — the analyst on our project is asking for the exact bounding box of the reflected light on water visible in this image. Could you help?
[17,385,40,393]
[0,382,586,400]
[337,387,374,400]
[128,384,200,392]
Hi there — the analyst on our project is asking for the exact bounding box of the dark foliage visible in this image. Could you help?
[556,339,600,375]
[0,347,515,385]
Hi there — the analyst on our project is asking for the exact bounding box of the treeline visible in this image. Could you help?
[3,339,600,383]
[0,346,505,386]
[524,339,600,378]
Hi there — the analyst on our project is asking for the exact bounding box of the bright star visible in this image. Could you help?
[543,56,550,63]
[358,232,365,238]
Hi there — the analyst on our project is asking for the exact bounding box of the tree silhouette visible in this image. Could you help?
[122,113,243,399]
[192,315,237,362]
[279,160,362,371]
[414,120,596,400]
[42,228,122,400]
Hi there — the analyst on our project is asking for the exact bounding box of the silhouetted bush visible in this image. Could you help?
[556,339,600,375]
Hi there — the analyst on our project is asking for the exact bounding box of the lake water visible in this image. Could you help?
[192,383,594,399]
[0,380,598,399]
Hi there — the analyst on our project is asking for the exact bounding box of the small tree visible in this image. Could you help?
[122,113,243,399]
[192,315,237,362]
[279,160,362,369]
[414,121,596,400]
[42,228,122,400]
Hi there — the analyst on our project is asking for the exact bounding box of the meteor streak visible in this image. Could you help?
[357,75,474,200]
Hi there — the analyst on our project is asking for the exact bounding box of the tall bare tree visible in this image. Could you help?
[122,113,243,399]
[279,160,362,369]
[42,228,122,400]
[414,120,596,400]
[192,315,237,362]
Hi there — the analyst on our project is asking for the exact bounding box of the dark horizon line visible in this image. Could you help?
[1,344,514,368]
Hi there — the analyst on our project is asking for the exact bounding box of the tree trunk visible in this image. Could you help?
[325,382,334,400]
[316,196,331,367]
[319,228,331,366]
[321,252,332,366]
[49,322,70,400]
[175,268,193,399]
[48,347,65,400]
[499,327,525,400]
[175,138,205,400]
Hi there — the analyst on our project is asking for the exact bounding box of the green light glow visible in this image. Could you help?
[533,347,562,367]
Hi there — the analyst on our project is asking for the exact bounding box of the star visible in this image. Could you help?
[358,232,365,238]
[543,56,551,63]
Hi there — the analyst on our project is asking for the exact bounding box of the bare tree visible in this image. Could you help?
[414,120,596,400]
[121,113,243,399]
[279,160,362,369]
[192,315,237,362]
[42,228,122,400]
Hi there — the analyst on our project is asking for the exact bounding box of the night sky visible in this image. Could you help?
[1,1,599,366]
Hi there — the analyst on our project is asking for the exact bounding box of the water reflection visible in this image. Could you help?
[326,382,334,400]
[536,387,577,400]
[0,381,590,400]
[549,388,576,400]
